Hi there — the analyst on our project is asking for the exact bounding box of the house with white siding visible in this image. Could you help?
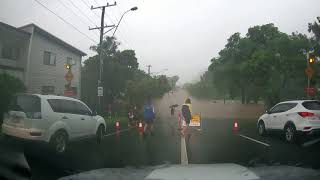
[0,22,86,98]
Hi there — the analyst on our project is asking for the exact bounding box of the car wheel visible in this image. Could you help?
[96,125,105,144]
[258,121,266,136]
[284,124,296,143]
[50,131,68,153]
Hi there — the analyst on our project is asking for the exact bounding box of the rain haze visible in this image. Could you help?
[0,0,319,83]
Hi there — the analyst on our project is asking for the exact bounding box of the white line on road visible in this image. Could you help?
[238,134,271,147]
[302,137,320,147]
[103,128,132,137]
[181,136,188,165]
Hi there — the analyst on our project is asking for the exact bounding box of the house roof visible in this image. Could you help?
[0,21,31,37]
[19,23,87,56]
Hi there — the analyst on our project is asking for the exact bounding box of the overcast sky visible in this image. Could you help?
[1,0,319,83]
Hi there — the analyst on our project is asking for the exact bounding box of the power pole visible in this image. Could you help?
[89,2,116,114]
[147,65,152,75]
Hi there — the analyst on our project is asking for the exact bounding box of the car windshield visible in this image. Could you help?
[1,0,320,180]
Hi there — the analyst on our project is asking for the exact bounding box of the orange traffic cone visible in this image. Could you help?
[115,121,120,130]
[233,120,239,133]
[138,122,144,133]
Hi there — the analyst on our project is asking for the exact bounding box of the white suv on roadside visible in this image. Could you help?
[2,94,106,153]
[257,100,320,143]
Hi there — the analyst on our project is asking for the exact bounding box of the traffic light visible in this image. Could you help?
[308,53,316,64]
[64,63,71,70]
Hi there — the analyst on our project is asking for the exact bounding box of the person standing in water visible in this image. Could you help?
[181,98,192,136]
[143,99,156,136]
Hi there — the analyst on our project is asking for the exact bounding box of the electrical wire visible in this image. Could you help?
[66,0,99,27]
[56,0,99,38]
[81,0,101,18]
[34,0,98,43]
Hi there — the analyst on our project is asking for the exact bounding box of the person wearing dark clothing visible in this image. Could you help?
[170,106,175,116]
[128,109,135,127]
[181,98,192,136]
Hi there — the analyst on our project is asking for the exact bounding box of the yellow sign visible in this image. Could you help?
[190,114,201,127]
[305,67,314,79]
[65,71,74,82]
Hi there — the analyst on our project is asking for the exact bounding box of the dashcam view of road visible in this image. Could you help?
[1,0,320,180]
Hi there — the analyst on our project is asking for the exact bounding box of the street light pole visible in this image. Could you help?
[90,6,137,113]
[90,2,117,114]
[112,7,138,37]
[106,7,138,54]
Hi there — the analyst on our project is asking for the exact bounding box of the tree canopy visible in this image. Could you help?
[188,20,320,107]
[81,37,171,114]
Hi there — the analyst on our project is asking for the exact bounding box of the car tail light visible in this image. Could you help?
[298,112,315,117]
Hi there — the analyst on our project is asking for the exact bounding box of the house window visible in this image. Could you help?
[43,51,56,66]
[67,57,76,65]
[1,46,20,60]
[41,86,55,95]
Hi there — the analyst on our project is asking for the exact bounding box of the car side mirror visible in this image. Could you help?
[92,110,97,116]
[266,110,270,114]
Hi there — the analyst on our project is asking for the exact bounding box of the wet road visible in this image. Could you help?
[187,118,320,168]
[1,89,320,179]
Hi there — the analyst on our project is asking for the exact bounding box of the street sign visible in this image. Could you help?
[98,86,103,97]
[65,71,74,82]
[64,90,74,97]
[304,87,317,96]
[189,114,201,127]
[305,67,314,79]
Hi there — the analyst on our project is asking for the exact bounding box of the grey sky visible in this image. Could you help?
[1,0,319,84]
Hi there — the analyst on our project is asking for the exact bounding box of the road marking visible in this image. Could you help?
[238,134,271,147]
[302,137,320,147]
[181,136,188,165]
[103,128,132,137]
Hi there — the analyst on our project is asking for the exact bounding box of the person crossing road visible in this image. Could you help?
[143,99,156,136]
[181,98,192,136]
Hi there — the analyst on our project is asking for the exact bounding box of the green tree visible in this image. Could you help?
[0,74,25,123]
[189,23,312,107]
[81,36,171,113]
[82,37,138,110]
[167,75,179,89]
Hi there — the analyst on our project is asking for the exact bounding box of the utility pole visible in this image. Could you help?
[89,2,116,113]
[147,65,152,75]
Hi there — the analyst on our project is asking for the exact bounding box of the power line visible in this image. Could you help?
[66,0,99,27]
[89,0,134,49]
[93,0,100,6]
[80,0,101,18]
[56,0,99,38]
[34,0,98,43]
[116,5,130,30]
[104,13,133,49]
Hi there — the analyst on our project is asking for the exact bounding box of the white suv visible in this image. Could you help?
[257,100,320,143]
[2,94,106,153]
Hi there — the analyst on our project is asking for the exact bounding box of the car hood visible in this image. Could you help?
[58,163,320,180]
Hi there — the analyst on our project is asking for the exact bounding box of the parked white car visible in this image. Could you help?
[257,100,320,143]
[2,94,106,153]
